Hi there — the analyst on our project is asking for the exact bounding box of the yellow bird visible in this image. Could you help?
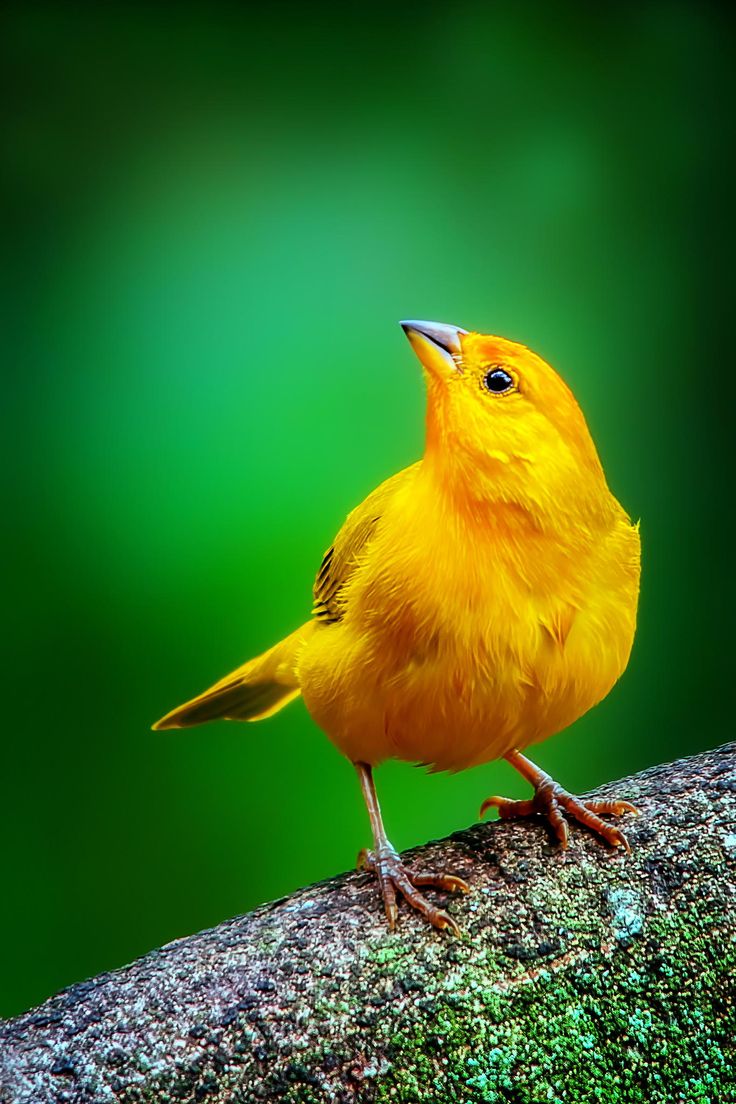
[154,320,641,934]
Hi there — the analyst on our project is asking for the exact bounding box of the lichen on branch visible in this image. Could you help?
[1,744,735,1103]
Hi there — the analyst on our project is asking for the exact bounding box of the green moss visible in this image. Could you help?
[4,746,732,1104]
[371,904,735,1104]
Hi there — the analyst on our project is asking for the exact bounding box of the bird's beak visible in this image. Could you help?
[400,319,468,379]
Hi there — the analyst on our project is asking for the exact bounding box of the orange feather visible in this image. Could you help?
[155,322,640,777]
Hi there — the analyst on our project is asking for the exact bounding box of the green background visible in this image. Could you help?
[2,2,734,1018]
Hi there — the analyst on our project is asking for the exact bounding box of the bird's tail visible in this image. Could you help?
[152,621,316,730]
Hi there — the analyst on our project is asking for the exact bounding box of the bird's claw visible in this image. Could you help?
[480,782,639,853]
[357,846,468,935]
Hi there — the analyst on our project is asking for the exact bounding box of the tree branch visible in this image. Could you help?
[2,744,735,1103]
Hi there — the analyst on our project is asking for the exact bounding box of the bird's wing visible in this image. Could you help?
[312,463,419,624]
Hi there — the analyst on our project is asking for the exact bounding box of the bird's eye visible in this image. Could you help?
[482,367,515,395]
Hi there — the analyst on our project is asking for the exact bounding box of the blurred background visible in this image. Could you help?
[2,1,734,1018]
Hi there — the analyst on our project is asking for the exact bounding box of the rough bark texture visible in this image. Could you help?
[2,744,735,1104]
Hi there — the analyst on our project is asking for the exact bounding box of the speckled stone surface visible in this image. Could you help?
[1,744,734,1103]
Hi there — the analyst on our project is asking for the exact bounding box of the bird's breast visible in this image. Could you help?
[299,503,640,772]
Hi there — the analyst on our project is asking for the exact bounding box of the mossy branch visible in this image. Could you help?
[2,744,735,1103]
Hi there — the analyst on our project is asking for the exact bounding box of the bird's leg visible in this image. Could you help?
[480,749,639,852]
[354,762,469,934]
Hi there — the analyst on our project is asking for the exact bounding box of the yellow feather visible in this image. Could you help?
[155,326,640,780]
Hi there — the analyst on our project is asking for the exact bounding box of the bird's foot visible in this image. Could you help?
[480,775,638,852]
[357,845,469,935]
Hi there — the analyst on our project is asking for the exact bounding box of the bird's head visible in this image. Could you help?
[401,319,611,524]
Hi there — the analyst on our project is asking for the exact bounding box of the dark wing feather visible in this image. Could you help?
[312,464,418,624]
